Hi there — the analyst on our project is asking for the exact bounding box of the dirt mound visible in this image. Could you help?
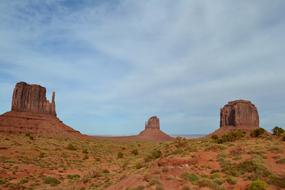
[0,111,81,137]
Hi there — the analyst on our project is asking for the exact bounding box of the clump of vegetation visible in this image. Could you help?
[43,176,61,186]
[131,149,139,155]
[67,174,80,180]
[174,137,188,147]
[226,176,237,185]
[276,158,285,164]
[66,143,76,151]
[213,130,245,144]
[82,148,88,154]
[250,128,266,137]
[248,179,268,190]
[181,172,199,183]
[25,133,34,140]
[117,152,124,158]
[145,150,162,162]
[272,126,285,136]
[135,162,143,169]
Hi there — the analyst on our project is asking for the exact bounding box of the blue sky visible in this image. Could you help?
[0,0,285,135]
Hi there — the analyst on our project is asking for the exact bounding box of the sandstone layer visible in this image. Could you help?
[138,116,173,141]
[0,82,81,137]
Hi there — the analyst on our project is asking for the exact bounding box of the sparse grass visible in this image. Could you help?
[248,179,268,190]
[43,176,60,186]
[250,128,266,138]
[181,172,199,183]
[66,143,76,151]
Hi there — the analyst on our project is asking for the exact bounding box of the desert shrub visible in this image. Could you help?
[82,148,88,154]
[181,172,199,183]
[67,174,80,180]
[117,152,124,158]
[211,135,219,140]
[250,128,266,137]
[272,126,284,136]
[248,179,268,190]
[131,149,139,155]
[102,169,110,173]
[135,162,143,169]
[66,143,76,151]
[283,135,285,141]
[126,186,144,190]
[237,160,270,178]
[145,150,162,162]
[174,137,188,147]
[0,178,6,185]
[215,130,245,144]
[226,176,237,185]
[43,176,61,186]
[276,158,285,164]
[269,175,285,188]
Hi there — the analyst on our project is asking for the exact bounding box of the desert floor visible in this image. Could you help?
[0,133,284,190]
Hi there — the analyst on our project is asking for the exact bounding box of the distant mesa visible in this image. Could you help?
[212,99,260,135]
[137,116,173,141]
[0,82,81,137]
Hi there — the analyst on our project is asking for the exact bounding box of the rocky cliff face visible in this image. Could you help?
[11,82,56,116]
[145,116,160,130]
[0,82,82,137]
[220,100,259,128]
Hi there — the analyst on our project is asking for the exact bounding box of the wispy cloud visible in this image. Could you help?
[0,0,285,135]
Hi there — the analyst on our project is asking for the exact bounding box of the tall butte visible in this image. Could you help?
[212,99,259,135]
[138,116,173,141]
[0,82,81,137]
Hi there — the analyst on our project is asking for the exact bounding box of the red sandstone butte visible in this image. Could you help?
[138,116,173,141]
[11,82,56,116]
[220,99,259,128]
[212,99,260,135]
[0,82,81,137]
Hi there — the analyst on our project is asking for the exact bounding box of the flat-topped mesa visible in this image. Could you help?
[145,116,160,130]
[220,99,259,128]
[11,82,56,116]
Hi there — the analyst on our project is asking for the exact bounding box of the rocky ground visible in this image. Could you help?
[0,132,285,190]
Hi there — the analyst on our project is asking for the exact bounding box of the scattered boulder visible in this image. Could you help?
[138,116,173,141]
[0,82,82,137]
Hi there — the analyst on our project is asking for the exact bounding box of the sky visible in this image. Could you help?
[0,0,285,135]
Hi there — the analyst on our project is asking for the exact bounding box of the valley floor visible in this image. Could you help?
[0,133,284,190]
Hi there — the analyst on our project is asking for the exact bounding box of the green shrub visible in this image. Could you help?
[67,174,80,180]
[226,176,237,185]
[181,172,199,183]
[117,152,124,158]
[0,178,6,185]
[82,148,88,154]
[211,135,219,140]
[145,150,162,162]
[135,162,143,169]
[248,179,267,190]
[215,130,245,144]
[43,176,61,186]
[250,128,266,137]
[66,143,76,151]
[276,158,285,164]
[272,126,284,136]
